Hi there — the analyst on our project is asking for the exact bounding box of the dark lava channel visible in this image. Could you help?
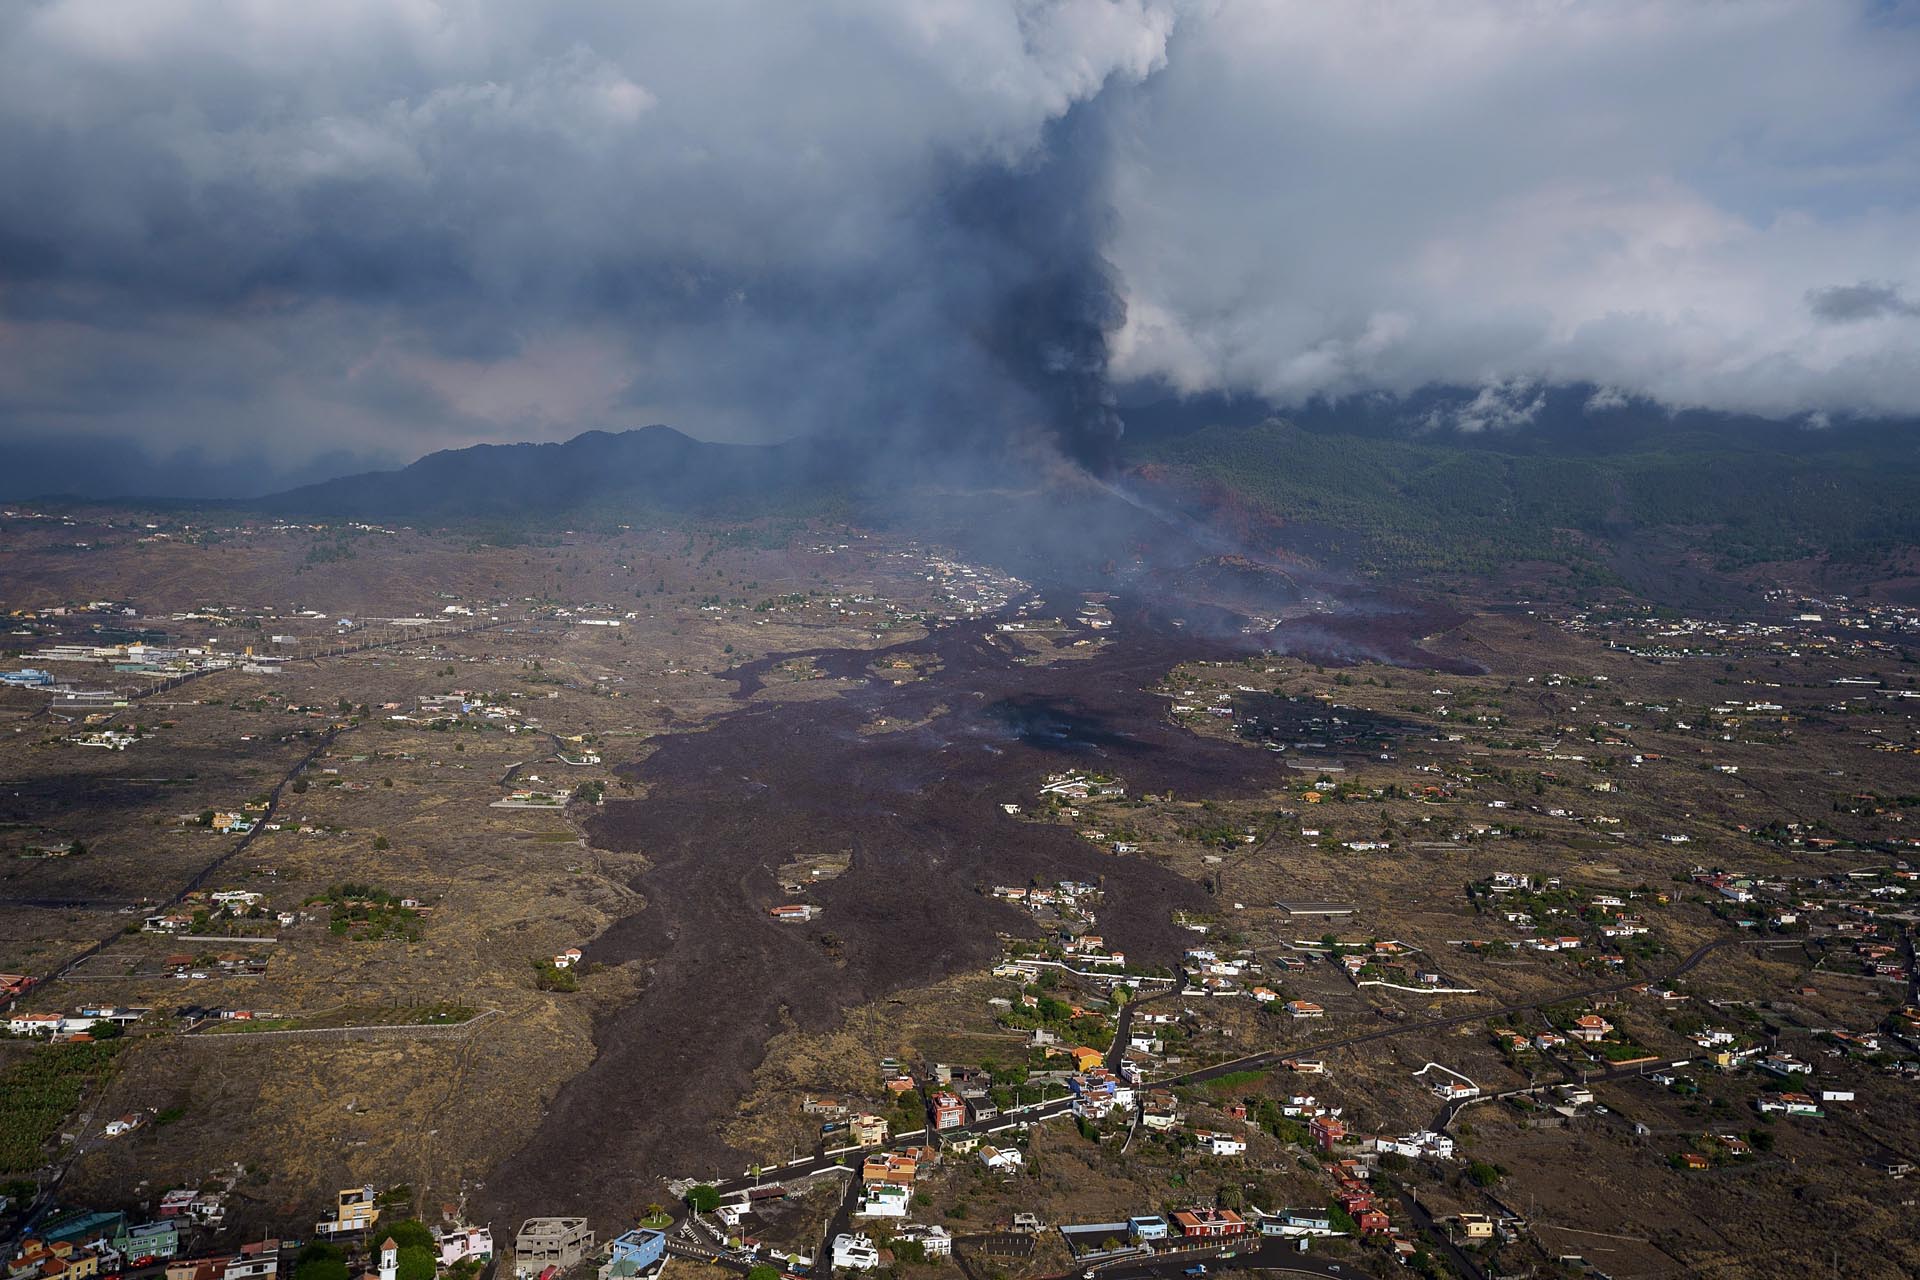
[479,592,1450,1223]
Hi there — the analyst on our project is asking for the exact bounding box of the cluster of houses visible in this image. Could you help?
[6,1003,147,1042]
[8,1207,186,1279]
[1037,771,1125,804]
[853,1149,938,1218]
[990,881,1102,932]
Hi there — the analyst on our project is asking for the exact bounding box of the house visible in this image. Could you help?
[117,1220,180,1263]
[892,1225,951,1259]
[316,1187,377,1237]
[435,1227,494,1268]
[854,1183,910,1219]
[849,1113,889,1145]
[225,1240,281,1280]
[1285,1000,1324,1019]
[1169,1208,1247,1240]
[978,1145,1023,1172]
[514,1219,594,1276]
[861,1153,918,1187]
[1141,1093,1183,1132]
[930,1092,965,1131]
[1680,1152,1710,1170]
[158,1190,202,1218]
[103,1113,147,1138]
[1309,1115,1347,1152]
[7,1012,63,1036]
[830,1234,879,1271]
[1568,1015,1613,1044]
[1755,1092,1823,1117]
[1071,1046,1105,1072]
[769,904,817,923]
[1195,1131,1247,1157]
[1127,1216,1169,1244]
[1353,1209,1391,1236]
[551,948,584,970]
[1455,1213,1493,1241]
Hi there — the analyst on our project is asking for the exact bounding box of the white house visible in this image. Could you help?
[1197,1131,1247,1157]
[831,1234,880,1270]
[7,1012,62,1036]
[893,1225,950,1259]
[855,1184,909,1219]
[978,1146,1024,1172]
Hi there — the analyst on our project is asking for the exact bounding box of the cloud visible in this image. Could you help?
[0,0,1917,494]
[1584,386,1630,414]
[1807,282,1920,323]
[1106,1,1920,423]
[1438,379,1548,434]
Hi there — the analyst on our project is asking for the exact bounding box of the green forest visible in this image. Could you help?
[1137,420,1920,577]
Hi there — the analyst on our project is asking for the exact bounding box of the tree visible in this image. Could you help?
[384,1220,434,1252]
[687,1184,721,1213]
[395,1247,435,1280]
[295,1245,349,1280]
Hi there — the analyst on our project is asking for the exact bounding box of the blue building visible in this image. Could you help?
[601,1229,666,1280]
[2,669,53,687]
[1128,1216,1170,1244]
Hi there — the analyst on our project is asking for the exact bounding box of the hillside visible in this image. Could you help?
[1130,419,1920,582]
[265,426,852,522]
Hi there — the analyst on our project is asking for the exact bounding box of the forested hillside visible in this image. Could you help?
[1133,421,1920,578]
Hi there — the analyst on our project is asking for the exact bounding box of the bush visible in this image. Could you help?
[687,1184,721,1213]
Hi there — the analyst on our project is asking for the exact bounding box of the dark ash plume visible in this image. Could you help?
[940,107,1129,475]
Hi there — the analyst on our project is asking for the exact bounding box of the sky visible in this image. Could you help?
[1,0,1918,495]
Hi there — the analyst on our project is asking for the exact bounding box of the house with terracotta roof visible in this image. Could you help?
[1170,1208,1246,1239]
[1568,1015,1613,1043]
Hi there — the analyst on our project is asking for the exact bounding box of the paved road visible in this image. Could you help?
[1079,1239,1358,1280]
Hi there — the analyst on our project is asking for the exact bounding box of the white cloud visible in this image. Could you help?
[1107,0,1920,421]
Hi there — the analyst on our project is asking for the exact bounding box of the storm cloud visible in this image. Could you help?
[1,1,1917,492]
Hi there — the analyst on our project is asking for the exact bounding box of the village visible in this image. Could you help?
[1,511,1918,1280]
